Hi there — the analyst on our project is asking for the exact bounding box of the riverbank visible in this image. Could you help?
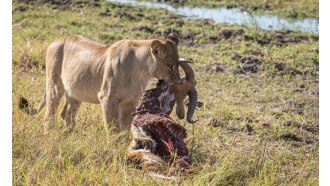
[108,0,319,33]
[146,0,319,19]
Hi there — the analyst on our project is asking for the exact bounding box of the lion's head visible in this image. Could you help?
[149,33,181,84]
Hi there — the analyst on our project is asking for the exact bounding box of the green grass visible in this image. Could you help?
[13,1,318,185]
[142,0,319,19]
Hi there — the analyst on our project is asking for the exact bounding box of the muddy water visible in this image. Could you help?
[107,0,318,34]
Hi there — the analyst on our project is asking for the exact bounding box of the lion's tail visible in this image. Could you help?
[19,92,46,115]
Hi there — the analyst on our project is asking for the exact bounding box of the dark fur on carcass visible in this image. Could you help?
[129,80,191,173]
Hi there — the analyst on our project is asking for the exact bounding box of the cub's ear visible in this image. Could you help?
[151,40,165,59]
[166,33,179,45]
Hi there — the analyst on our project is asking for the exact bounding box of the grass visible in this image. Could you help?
[142,0,319,19]
[13,0,319,185]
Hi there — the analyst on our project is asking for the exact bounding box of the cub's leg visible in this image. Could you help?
[119,101,137,130]
[61,93,81,132]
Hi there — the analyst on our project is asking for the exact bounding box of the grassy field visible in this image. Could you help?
[13,0,319,185]
[147,0,319,19]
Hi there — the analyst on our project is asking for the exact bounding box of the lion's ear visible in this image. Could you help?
[151,40,165,59]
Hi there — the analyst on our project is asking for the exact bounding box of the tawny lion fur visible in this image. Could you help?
[20,34,181,133]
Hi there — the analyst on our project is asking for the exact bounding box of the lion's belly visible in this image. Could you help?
[62,69,103,104]
[67,88,100,104]
[66,82,145,105]
[64,81,101,104]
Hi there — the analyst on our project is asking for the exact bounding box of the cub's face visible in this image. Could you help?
[150,39,181,84]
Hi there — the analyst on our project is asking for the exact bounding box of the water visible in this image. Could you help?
[107,0,319,34]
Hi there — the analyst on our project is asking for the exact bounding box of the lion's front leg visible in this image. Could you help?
[98,92,119,132]
[119,101,138,130]
[98,69,120,132]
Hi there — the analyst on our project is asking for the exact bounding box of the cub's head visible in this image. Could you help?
[149,33,181,84]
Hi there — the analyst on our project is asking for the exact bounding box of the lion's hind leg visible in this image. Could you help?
[61,93,81,132]
[42,82,64,134]
[42,41,66,134]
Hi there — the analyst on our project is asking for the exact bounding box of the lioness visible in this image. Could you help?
[20,34,181,133]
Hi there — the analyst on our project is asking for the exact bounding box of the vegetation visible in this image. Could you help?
[13,0,319,185]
